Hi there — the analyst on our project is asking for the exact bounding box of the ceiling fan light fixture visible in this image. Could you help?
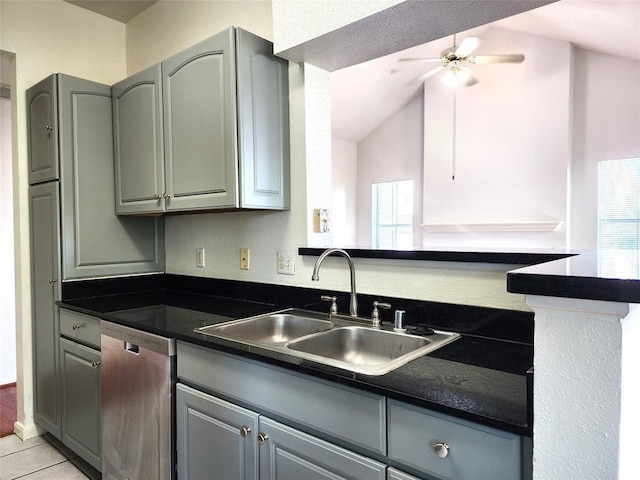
[441,64,471,87]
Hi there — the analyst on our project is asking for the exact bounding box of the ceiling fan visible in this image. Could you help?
[396,36,525,87]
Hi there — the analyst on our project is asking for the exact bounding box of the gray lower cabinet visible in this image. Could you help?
[59,338,101,471]
[177,342,530,480]
[29,182,62,438]
[387,467,423,480]
[112,27,289,215]
[58,309,102,472]
[258,417,385,480]
[176,383,259,480]
[176,383,385,480]
[388,400,522,480]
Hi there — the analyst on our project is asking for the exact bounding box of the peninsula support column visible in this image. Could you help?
[526,295,640,480]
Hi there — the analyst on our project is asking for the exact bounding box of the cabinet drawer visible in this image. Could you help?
[59,309,101,349]
[388,399,521,480]
[177,341,386,455]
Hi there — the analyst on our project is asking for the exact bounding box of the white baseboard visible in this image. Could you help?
[12,421,45,440]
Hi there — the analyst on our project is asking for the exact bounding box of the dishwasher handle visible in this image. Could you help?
[101,321,175,357]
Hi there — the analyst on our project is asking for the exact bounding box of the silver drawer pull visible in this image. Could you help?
[240,426,252,437]
[434,442,450,459]
[45,124,54,131]
[72,323,82,330]
[257,433,269,445]
[48,278,57,284]
[91,361,101,368]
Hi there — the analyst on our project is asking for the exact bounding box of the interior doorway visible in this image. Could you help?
[1,49,18,435]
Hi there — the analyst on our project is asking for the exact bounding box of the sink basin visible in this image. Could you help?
[195,309,459,375]
[196,313,334,344]
[287,326,459,375]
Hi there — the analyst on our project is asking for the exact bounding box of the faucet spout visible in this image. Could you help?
[311,248,358,317]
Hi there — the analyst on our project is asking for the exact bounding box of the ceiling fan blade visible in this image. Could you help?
[398,57,443,63]
[470,54,525,64]
[462,74,478,87]
[405,65,444,86]
[454,37,481,57]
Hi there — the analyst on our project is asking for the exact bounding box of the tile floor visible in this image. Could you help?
[0,434,89,479]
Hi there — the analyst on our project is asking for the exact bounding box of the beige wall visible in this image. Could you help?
[0,0,126,437]
[126,0,273,75]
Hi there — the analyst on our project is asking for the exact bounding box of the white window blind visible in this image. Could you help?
[371,180,413,249]
[598,157,640,276]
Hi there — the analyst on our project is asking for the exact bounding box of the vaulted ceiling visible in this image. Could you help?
[332,0,640,143]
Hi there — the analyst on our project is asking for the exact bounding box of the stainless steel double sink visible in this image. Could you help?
[195,309,459,375]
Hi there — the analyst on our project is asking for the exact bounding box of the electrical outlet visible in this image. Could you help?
[277,251,295,275]
[196,247,205,268]
[240,248,250,270]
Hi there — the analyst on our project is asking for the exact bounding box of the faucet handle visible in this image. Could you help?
[372,301,391,328]
[320,295,338,316]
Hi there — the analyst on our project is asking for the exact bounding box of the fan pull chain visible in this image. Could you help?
[452,88,457,181]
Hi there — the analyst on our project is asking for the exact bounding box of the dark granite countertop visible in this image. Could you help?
[58,282,532,437]
[508,250,640,303]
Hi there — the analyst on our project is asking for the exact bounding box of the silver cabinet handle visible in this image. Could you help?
[45,124,54,131]
[91,361,101,368]
[162,192,171,199]
[434,442,450,459]
[153,194,161,200]
[48,278,57,284]
[240,426,252,437]
[72,323,82,330]
[257,433,269,445]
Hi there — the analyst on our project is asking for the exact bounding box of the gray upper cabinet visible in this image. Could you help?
[113,64,165,214]
[162,27,237,211]
[235,29,290,210]
[27,75,59,185]
[113,27,289,215]
[56,75,165,279]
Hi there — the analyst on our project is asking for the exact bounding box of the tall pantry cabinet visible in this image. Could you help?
[27,74,164,451]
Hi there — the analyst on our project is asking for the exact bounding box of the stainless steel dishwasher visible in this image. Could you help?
[101,321,176,480]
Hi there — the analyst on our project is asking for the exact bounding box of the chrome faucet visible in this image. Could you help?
[311,248,358,317]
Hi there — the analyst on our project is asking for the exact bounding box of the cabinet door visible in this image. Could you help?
[57,74,165,279]
[387,467,425,480]
[258,417,386,480]
[29,182,62,438]
[176,383,259,480]
[27,75,58,184]
[113,64,166,214]
[59,337,101,471]
[162,28,238,211]
[235,28,290,210]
